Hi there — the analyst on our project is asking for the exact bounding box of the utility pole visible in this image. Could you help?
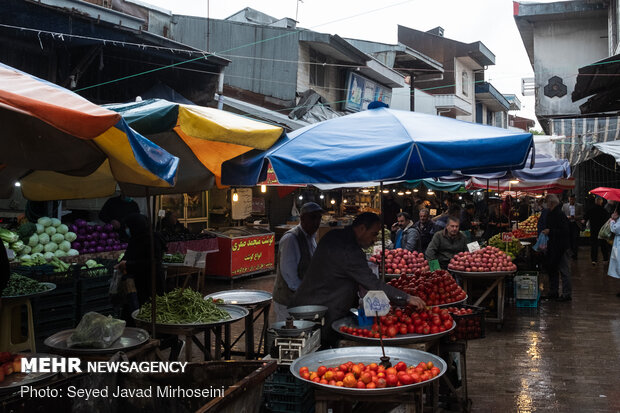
[296,0,303,22]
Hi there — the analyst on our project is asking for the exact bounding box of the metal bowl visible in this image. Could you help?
[450,270,515,278]
[271,320,316,337]
[0,353,61,393]
[204,289,272,306]
[44,327,149,354]
[290,346,447,395]
[287,305,328,320]
[2,282,56,299]
[332,315,455,345]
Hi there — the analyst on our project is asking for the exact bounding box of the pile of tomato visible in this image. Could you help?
[339,306,454,338]
[0,352,22,383]
[387,270,467,306]
[298,360,441,388]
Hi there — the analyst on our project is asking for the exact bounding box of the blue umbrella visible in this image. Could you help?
[221,106,533,186]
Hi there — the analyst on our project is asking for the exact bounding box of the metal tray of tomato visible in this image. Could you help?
[435,295,468,308]
[450,270,515,278]
[332,315,455,345]
[290,346,447,395]
[0,353,60,393]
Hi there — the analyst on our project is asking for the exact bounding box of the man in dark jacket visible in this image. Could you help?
[425,216,468,270]
[390,212,418,251]
[543,195,572,301]
[412,208,434,252]
[583,196,610,265]
[291,212,425,347]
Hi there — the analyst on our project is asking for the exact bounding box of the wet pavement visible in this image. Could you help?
[199,247,620,412]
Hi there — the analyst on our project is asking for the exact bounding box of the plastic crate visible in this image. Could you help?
[264,389,314,413]
[514,271,539,300]
[444,304,486,341]
[516,292,541,308]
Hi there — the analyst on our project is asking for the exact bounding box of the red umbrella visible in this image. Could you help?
[590,187,620,202]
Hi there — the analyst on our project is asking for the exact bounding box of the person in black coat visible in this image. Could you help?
[542,195,572,301]
[583,196,611,265]
[116,213,166,321]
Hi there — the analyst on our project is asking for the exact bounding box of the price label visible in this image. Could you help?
[429,259,440,272]
[429,209,437,216]
[363,290,391,317]
[467,241,481,253]
[6,248,15,260]
[501,232,514,242]
[183,249,207,268]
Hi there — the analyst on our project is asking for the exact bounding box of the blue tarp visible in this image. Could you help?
[221,107,533,186]
[466,153,571,181]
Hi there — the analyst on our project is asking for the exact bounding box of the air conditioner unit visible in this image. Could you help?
[521,77,535,96]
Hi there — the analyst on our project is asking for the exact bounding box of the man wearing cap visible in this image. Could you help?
[273,202,324,321]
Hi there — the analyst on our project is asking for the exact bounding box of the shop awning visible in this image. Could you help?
[593,140,620,164]
[0,63,179,200]
[572,54,620,113]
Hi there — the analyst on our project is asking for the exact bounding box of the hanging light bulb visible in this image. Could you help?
[232,189,239,202]
[320,194,325,199]
[382,189,389,194]
[362,189,370,193]
[413,189,419,193]
[330,199,336,205]
[459,196,463,200]
[427,191,435,195]
[260,185,267,193]
[392,189,396,192]
[510,180,519,184]
[397,191,404,196]
[343,199,348,203]
[14,182,20,187]
[299,195,303,200]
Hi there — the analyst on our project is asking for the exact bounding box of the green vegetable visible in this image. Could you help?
[51,218,61,227]
[135,288,231,324]
[2,273,51,297]
[38,233,50,245]
[32,244,44,254]
[43,251,55,260]
[54,249,67,258]
[57,224,69,235]
[163,253,185,263]
[27,234,39,247]
[17,222,37,242]
[10,240,25,253]
[50,256,71,273]
[85,259,98,268]
[0,227,19,244]
[67,249,79,256]
[51,233,64,244]
[36,224,45,234]
[64,232,77,242]
[22,245,32,255]
[59,240,71,252]
[38,217,52,227]
[44,242,58,253]
[45,226,57,236]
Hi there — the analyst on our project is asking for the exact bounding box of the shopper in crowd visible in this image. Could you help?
[116,213,166,322]
[413,208,434,252]
[607,205,620,298]
[562,194,583,259]
[160,210,188,234]
[425,216,468,270]
[383,194,400,229]
[389,212,418,251]
[542,195,572,301]
[273,202,323,322]
[99,192,140,241]
[291,212,425,347]
[483,203,509,239]
[582,196,610,265]
[434,204,462,231]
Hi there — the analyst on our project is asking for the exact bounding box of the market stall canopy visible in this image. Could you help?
[404,179,466,193]
[0,63,179,200]
[221,106,534,186]
[104,99,284,194]
[593,141,620,165]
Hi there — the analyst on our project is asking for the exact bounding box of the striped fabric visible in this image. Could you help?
[550,116,620,165]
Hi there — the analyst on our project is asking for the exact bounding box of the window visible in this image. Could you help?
[461,71,469,97]
[309,49,326,88]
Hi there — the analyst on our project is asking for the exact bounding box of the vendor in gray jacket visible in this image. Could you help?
[425,216,468,269]
[291,212,425,347]
[273,202,323,322]
[390,212,418,251]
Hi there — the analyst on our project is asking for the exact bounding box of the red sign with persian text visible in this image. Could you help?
[230,234,275,276]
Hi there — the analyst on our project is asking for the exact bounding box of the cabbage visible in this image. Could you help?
[44,242,58,253]
[38,217,52,227]
[51,234,65,244]
[22,245,32,255]
[56,224,69,235]
[59,240,71,252]
[38,233,50,245]
[85,259,99,269]
[19,254,32,262]
[28,233,39,247]
[43,251,55,260]
[51,218,61,227]
[31,244,44,254]
[45,226,57,236]
[54,249,66,258]
[64,232,77,242]
[31,252,44,259]
[67,249,79,256]
[10,241,25,252]
[36,223,45,234]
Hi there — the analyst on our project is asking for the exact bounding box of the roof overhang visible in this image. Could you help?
[572,53,620,114]
[475,82,510,112]
[300,31,368,64]
[514,0,607,68]
[434,94,472,116]
[503,94,522,111]
[358,58,405,89]
[462,41,495,67]
[221,95,309,131]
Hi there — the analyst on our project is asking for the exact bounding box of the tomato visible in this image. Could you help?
[387,326,398,338]
[317,366,327,377]
[395,361,407,372]
[323,370,334,381]
[299,366,309,375]
[343,374,357,388]
[376,378,387,388]
[360,372,372,384]
[301,371,310,380]
[320,378,328,384]
[400,374,414,385]
[399,325,407,335]
[366,382,376,389]
[386,374,398,387]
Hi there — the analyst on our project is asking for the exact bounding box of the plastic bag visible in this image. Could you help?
[598,219,614,241]
[68,312,126,349]
[533,233,548,252]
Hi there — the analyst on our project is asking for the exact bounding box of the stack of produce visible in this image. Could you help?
[387,270,467,305]
[163,253,185,263]
[445,306,484,341]
[0,353,23,383]
[518,214,539,234]
[298,360,441,388]
[2,217,80,262]
[369,249,429,274]
[1,273,53,296]
[71,219,127,254]
[339,306,453,338]
[79,259,109,277]
[511,229,535,239]
[488,233,523,259]
[135,288,230,324]
[448,246,517,272]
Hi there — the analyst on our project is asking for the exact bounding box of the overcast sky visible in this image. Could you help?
[142,0,549,129]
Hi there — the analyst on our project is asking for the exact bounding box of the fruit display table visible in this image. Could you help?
[449,270,515,328]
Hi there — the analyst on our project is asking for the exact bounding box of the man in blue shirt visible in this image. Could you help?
[273,202,323,321]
